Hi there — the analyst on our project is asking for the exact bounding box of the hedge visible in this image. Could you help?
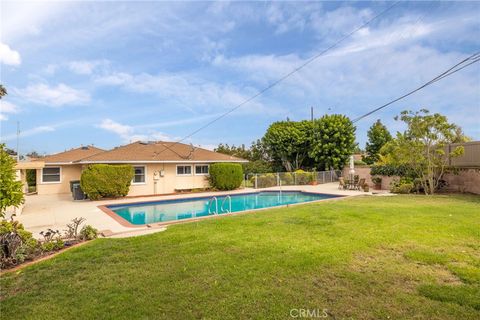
[208,163,244,190]
[80,164,134,200]
[370,164,417,178]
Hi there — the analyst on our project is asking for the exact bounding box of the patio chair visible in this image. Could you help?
[357,178,366,190]
[338,177,347,190]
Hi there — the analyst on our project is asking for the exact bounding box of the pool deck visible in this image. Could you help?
[17,183,375,238]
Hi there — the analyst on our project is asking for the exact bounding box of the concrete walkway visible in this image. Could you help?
[17,183,371,238]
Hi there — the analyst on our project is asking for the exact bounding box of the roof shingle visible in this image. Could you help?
[41,146,105,164]
[80,141,247,163]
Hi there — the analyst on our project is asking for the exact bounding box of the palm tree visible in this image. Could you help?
[0,84,7,98]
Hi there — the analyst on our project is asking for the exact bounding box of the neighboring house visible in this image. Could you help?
[25,141,247,196]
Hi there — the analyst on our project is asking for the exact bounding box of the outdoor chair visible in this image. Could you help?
[357,178,366,190]
[338,177,346,190]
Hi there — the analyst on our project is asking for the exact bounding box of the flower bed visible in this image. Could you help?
[0,217,98,271]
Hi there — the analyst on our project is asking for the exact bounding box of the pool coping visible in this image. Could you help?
[98,190,350,229]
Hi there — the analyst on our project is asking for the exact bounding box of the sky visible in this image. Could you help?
[0,1,479,155]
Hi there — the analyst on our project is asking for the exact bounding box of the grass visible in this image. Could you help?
[1,194,479,319]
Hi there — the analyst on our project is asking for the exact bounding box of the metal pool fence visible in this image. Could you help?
[243,170,340,189]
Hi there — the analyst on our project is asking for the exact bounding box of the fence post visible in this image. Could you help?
[322,171,325,184]
[294,172,297,185]
[255,174,258,189]
[276,173,280,186]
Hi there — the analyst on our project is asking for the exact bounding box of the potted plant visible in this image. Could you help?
[371,176,382,190]
[363,184,370,192]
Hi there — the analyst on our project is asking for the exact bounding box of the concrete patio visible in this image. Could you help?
[17,182,371,238]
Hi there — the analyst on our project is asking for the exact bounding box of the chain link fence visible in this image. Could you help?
[243,170,340,189]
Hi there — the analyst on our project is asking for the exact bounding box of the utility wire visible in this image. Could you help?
[153,1,402,155]
[352,51,480,123]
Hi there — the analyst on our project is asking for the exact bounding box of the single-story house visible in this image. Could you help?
[20,141,247,196]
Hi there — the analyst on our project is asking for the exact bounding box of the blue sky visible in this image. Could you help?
[1,1,479,155]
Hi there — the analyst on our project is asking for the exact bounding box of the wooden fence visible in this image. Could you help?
[448,141,480,168]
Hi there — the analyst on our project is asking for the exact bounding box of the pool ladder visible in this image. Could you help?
[220,195,232,213]
[208,195,232,215]
[208,197,218,215]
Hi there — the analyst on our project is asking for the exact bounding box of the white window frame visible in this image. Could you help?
[194,164,209,176]
[132,166,147,185]
[176,165,192,176]
[41,166,62,184]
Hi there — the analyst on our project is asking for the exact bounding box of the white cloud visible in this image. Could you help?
[99,119,174,143]
[0,43,21,66]
[99,119,133,138]
[68,60,108,75]
[0,125,55,141]
[15,83,90,107]
[0,101,20,121]
[94,71,282,116]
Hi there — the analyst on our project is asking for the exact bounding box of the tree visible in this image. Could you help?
[380,109,466,195]
[309,114,356,170]
[262,120,313,171]
[0,144,24,218]
[363,120,392,165]
[0,84,6,99]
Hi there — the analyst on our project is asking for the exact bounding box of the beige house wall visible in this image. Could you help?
[127,163,210,196]
[36,163,212,196]
[36,164,83,195]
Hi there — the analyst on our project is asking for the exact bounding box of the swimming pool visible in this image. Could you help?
[106,191,340,225]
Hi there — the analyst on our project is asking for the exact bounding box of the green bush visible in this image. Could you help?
[0,220,39,267]
[280,172,294,185]
[294,170,314,185]
[253,173,277,188]
[80,164,134,200]
[208,163,244,190]
[391,178,414,194]
[371,164,417,178]
[80,225,98,240]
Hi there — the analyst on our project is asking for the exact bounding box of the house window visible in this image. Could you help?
[195,165,209,175]
[42,167,61,183]
[176,165,192,176]
[133,166,146,184]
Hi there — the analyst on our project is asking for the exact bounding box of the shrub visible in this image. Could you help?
[391,178,414,194]
[0,144,24,218]
[253,173,277,188]
[39,228,64,252]
[371,164,417,178]
[280,172,294,185]
[371,176,382,185]
[80,225,98,240]
[0,220,39,268]
[295,170,314,185]
[64,217,86,239]
[81,164,134,200]
[208,163,244,190]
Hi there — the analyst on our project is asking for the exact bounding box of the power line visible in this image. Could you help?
[352,51,480,123]
[153,1,402,155]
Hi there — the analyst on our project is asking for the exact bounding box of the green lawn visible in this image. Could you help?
[1,195,479,319]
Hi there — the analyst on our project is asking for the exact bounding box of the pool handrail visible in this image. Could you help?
[220,195,232,213]
[208,197,218,215]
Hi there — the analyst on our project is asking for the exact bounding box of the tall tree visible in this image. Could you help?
[262,120,313,172]
[0,144,24,218]
[363,119,392,165]
[380,109,466,195]
[309,114,356,170]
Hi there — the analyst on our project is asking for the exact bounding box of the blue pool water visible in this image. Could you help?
[108,191,340,225]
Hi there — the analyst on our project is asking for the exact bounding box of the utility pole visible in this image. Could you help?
[310,106,314,122]
[16,121,20,161]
